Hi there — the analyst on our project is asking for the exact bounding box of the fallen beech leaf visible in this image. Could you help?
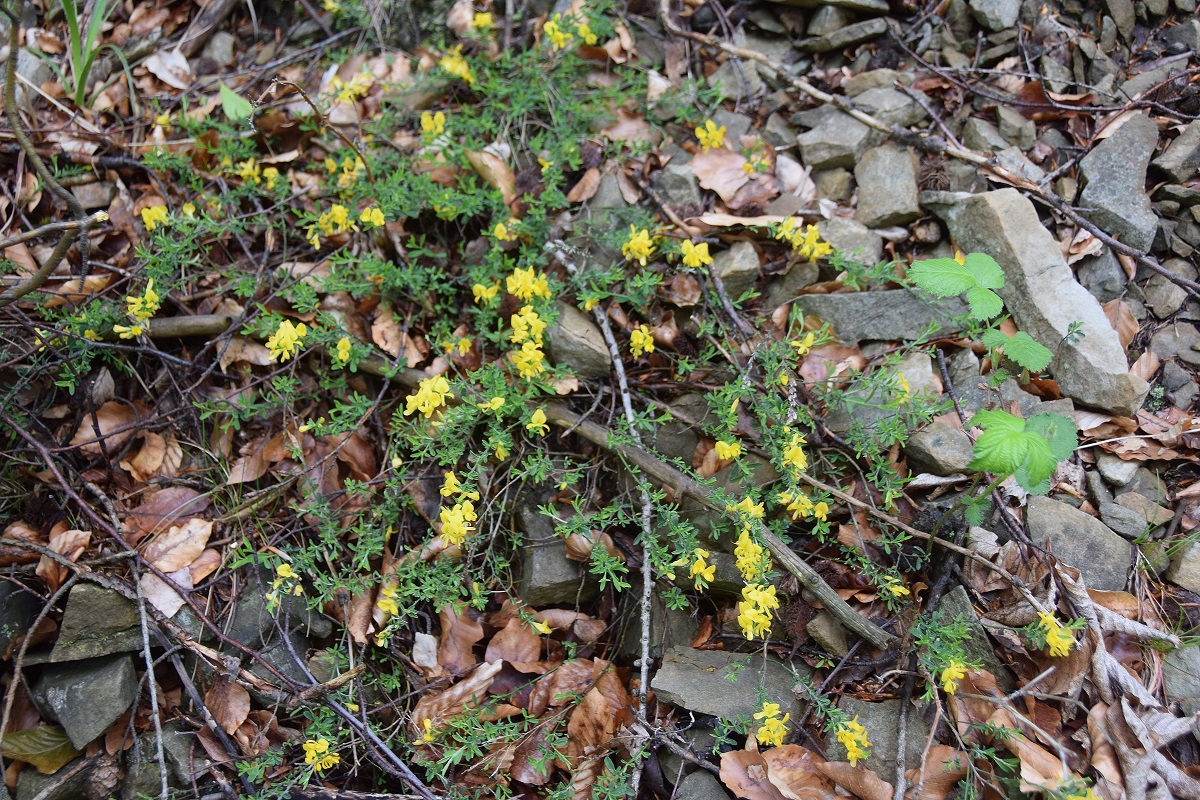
[122,431,167,483]
[41,274,110,307]
[438,607,484,674]
[1101,299,1138,350]
[484,617,542,666]
[142,518,213,572]
[566,167,601,203]
[445,0,474,36]
[0,726,80,775]
[69,401,139,455]
[720,748,789,800]
[413,632,440,675]
[692,148,750,203]
[36,527,90,593]
[205,678,251,735]
[466,150,517,206]
[1130,350,1160,383]
[813,761,892,800]
[219,336,274,372]
[904,744,969,800]
[761,745,835,800]
[989,707,1077,792]
[145,49,193,90]
[124,488,210,536]
[412,660,504,733]
[0,520,44,566]
[140,567,192,618]
[599,108,654,144]
[188,549,222,583]
[664,272,702,306]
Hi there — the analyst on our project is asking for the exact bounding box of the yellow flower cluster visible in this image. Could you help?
[781,431,807,475]
[421,110,446,136]
[622,225,655,265]
[306,203,359,248]
[737,583,779,640]
[511,306,547,345]
[329,72,373,103]
[941,661,967,695]
[440,471,480,500]
[630,324,654,357]
[835,717,871,767]
[680,240,713,268]
[728,496,764,519]
[472,11,494,30]
[714,440,742,460]
[753,702,789,748]
[439,46,475,83]
[695,119,726,151]
[439,499,477,545]
[883,575,910,597]
[734,527,767,582]
[543,13,597,51]
[335,336,352,365]
[689,548,716,590]
[412,718,436,746]
[777,219,833,262]
[778,490,828,522]
[140,205,169,232]
[526,408,549,436]
[405,375,453,418]
[114,278,161,339]
[266,562,304,607]
[506,267,552,301]
[303,738,340,771]
[360,206,385,228]
[266,319,308,362]
[377,584,399,616]
[325,155,364,190]
[1037,611,1075,657]
[472,282,500,305]
[477,395,505,413]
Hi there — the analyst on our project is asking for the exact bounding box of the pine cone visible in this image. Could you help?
[85,753,124,800]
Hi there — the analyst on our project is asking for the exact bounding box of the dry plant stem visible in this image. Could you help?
[656,0,1200,301]
[275,79,375,184]
[134,562,171,800]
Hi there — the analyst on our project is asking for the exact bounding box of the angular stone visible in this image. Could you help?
[1026,496,1131,590]
[1099,502,1154,540]
[0,583,38,660]
[71,182,115,211]
[813,168,854,202]
[853,87,928,127]
[1102,0,1135,40]
[1076,249,1126,303]
[826,698,930,777]
[1167,540,1200,593]
[845,69,908,96]
[855,145,920,228]
[818,216,883,266]
[962,117,1009,154]
[937,585,1016,692]
[587,173,627,210]
[797,109,882,170]
[770,0,889,10]
[1164,18,1200,52]
[1163,361,1193,391]
[50,584,141,662]
[762,113,796,149]
[763,261,820,311]
[1154,119,1200,183]
[713,240,760,300]
[807,5,852,37]
[925,189,1149,415]
[517,503,598,606]
[712,109,753,145]
[676,770,733,800]
[650,647,806,723]
[1097,453,1140,486]
[798,18,887,52]
[547,301,611,379]
[16,758,88,800]
[708,60,764,101]
[653,394,711,464]
[38,654,138,748]
[618,581,700,659]
[1116,492,1173,525]
[969,0,1020,30]
[1145,259,1197,318]
[201,31,236,68]
[1150,323,1200,366]
[1078,113,1159,254]
[794,289,967,345]
[996,105,1035,150]
[904,421,975,476]
[824,351,940,432]
[1163,646,1200,716]
[807,611,850,657]
[655,168,702,218]
[226,572,331,651]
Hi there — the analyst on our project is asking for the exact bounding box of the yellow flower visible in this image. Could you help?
[262,166,279,190]
[577,19,598,45]
[276,563,296,580]
[439,46,475,83]
[526,408,549,436]
[453,337,471,356]
[113,323,145,339]
[714,440,742,460]
[412,718,436,746]
[377,585,399,616]
[894,373,911,404]
[181,202,196,218]
[695,119,726,150]
[153,112,171,129]
[472,11,494,30]
[753,701,789,748]
[472,282,500,305]
[125,279,160,323]
[391,455,403,469]
[779,490,814,520]
[303,738,330,764]
[511,340,546,379]
[544,14,573,50]
[791,332,816,357]
[883,575,910,597]
[782,434,807,475]
[439,501,475,545]
[510,306,547,345]
[1038,611,1075,657]
[322,0,339,11]
[954,250,966,265]
[361,206,385,228]
[779,373,790,386]
[236,158,261,184]
[734,528,767,582]
[622,225,655,265]
[689,549,715,589]
[728,497,765,519]
[531,619,552,635]
[405,375,453,418]
[629,324,654,357]
[506,267,552,301]
[795,224,833,262]
[494,441,509,460]
[140,205,169,231]
[441,471,464,497]
[266,319,308,362]
[941,661,967,695]
[582,298,598,312]
[420,110,446,136]
[335,336,352,364]
[835,717,871,767]
[478,396,505,413]
[812,501,829,522]
[680,240,713,268]
[737,583,779,640]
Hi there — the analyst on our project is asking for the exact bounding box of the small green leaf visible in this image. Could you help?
[219,81,253,121]
[968,409,1077,494]
[1026,413,1077,462]
[980,329,1053,372]
[1014,433,1058,495]
[968,411,1029,475]
[965,286,1003,320]
[1,726,81,774]
[962,252,1004,289]
[908,258,976,297]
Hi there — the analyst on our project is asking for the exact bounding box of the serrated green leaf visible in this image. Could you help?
[965,499,985,527]
[968,413,1029,475]
[963,252,1005,289]
[965,286,1003,320]
[1014,433,1058,494]
[1,726,81,774]
[980,329,1053,372]
[219,81,253,121]
[1026,412,1077,462]
[908,258,976,297]
[968,408,1025,434]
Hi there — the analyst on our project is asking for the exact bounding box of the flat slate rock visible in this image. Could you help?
[1078,113,1160,254]
[650,646,807,723]
[792,289,967,345]
[1026,496,1131,590]
[50,584,142,662]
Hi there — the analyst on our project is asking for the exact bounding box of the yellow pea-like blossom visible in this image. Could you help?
[835,717,871,767]
[728,497,764,519]
[472,12,494,30]
[695,119,726,151]
[506,267,552,301]
[360,206,385,228]
[622,225,655,265]
[266,320,308,362]
[734,528,767,582]
[791,332,816,357]
[544,14,573,50]
[377,584,400,616]
[689,549,715,589]
[439,46,475,83]
[531,619,552,635]
[883,575,910,597]
[941,661,967,695]
[511,306,547,346]
[629,324,655,357]
[781,433,808,475]
[680,240,713,268]
[420,110,446,136]
[737,583,779,640]
[472,282,500,305]
[412,719,436,746]
[1037,611,1075,657]
[511,340,547,379]
[526,408,550,436]
[478,396,505,413]
[140,205,170,231]
[714,440,742,460]
[335,336,352,364]
[404,375,453,418]
[276,563,296,580]
[753,701,789,748]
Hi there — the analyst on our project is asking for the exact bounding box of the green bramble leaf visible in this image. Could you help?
[962,252,1004,288]
[967,410,1076,494]
[965,286,1003,320]
[219,81,253,121]
[1025,412,1077,463]
[0,726,81,774]
[980,329,1053,372]
[907,258,976,297]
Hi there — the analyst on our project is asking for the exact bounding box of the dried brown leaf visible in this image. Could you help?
[36,527,89,592]
[438,606,484,674]
[812,761,892,800]
[761,745,836,800]
[0,520,44,566]
[719,749,789,800]
[691,148,750,203]
[1101,299,1138,351]
[566,168,601,203]
[205,679,251,735]
[125,488,210,536]
[466,150,517,206]
[140,568,193,618]
[142,518,213,572]
[484,617,542,666]
[69,401,138,456]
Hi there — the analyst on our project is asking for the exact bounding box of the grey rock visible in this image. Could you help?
[712,108,753,145]
[1119,64,1175,102]
[50,584,141,662]
[946,348,1050,418]
[713,241,761,300]
[16,758,88,800]
[1097,453,1140,486]
[659,727,718,783]
[0,583,38,659]
[1172,380,1198,409]
[969,0,1020,30]
[937,584,1016,692]
[676,770,733,800]
[854,145,921,228]
[159,721,210,784]
[71,182,115,211]
[547,301,611,379]
[247,630,311,702]
[763,261,820,311]
[762,113,796,149]
[771,0,889,10]
[14,50,52,112]
[1177,0,1198,15]
[1145,0,1170,14]
[1145,259,1198,318]
[1150,323,1200,366]
[1164,18,1200,52]
[650,647,806,723]
[797,108,882,170]
[587,173,627,210]
[807,5,852,37]
[1078,113,1159,254]
[1126,467,1169,503]
[1116,492,1173,525]
[793,289,966,345]
[904,421,975,476]
[1154,119,1200,183]
[1076,249,1127,303]
[1026,496,1131,590]
[925,189,1150,415]
[814,168,854,202]
[798,18,888,53]
[1167,540,1200,593]
[996,105,1035,150]
[1162,361,1193,391]
[826,698,930,777]
[655,394,711,464]
[1040,55,1074,94]
[38,654,138,748]
[818,216,883,266]
[201,31,236,68]
[225,571,332,650]
[1163,646,1200,715]
[618,581,699,659]
[854,87,928,127]
[807,611,850,657]
[1088,469,1114,507]
[1099,502,1155,539]
[1102,0,1135,40]
[845,69,907,96]
[708,60,764,101]
[122,734,175,800]
[517,503,598,606]
[656,166,702,218]
[994,146,1046,183]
